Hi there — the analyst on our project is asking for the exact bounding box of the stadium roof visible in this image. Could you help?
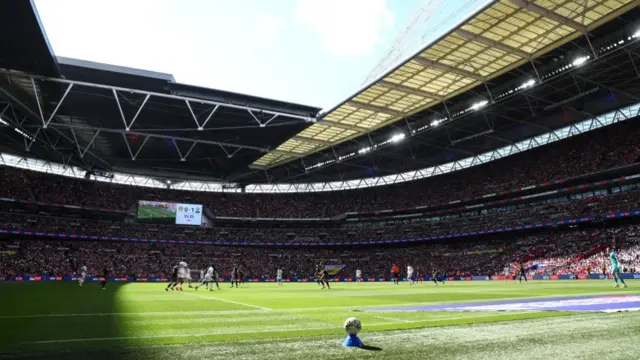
[252,0,639,169]
[0,1,320,182]
[1,0,639,189]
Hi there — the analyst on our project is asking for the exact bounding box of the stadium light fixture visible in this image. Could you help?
[471,100,488,111]
[358,147,371,154]
[430,119,441,127]
[572,56,589,67]
[166,180,172,184]
[389,133,405,143]
[0,117,8,126]
[633,30,639,38]
[14,128,33,140]
[338,152,355,161]
[521,79,535,89]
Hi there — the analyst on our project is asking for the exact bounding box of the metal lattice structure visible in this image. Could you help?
[1,0,640,190]
[2,101,638,193]
[252,0,637,169]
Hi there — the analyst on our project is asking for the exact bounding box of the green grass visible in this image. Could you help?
[0,280,638,359]
[136,206,176,221]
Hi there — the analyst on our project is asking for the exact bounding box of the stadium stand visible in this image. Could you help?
[2,225,638,280]
[1,174,639,280]
[2,116,640,281]
[1,117,639,218]
[1,184,639,242]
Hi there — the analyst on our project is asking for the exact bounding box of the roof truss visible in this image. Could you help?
[252,0,637,169]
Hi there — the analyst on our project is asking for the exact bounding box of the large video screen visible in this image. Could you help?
[136,200,203,226]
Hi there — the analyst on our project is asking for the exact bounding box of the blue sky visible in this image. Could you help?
[34,0,490,110]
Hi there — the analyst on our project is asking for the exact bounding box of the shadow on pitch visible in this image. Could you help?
[360,345,383,351]
[0,279,124,359]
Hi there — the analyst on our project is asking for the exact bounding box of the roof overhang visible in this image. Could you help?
[251,0,638,169]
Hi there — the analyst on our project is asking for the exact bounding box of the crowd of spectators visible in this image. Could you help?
[514,225,640,275]
[2,225,637,280]
[1,118,639,218]
[1,186,639,245]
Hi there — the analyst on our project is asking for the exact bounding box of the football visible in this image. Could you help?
[344,317,362,335]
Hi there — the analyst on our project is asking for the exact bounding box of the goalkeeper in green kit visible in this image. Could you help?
[608,246,627,288]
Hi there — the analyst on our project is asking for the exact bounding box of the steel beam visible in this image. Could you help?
[248,110,279,128]
[186,104,219,131]
[292,136,332,146]
[30,78,45,128]
[0,87,112,169]
[44,83,73,129]
[456,29,531,59]
[114,91,149,131]
[628,50,640,78]
[316,120,366,132]
[24,128,40,152]
[218,144,242,159]
[171,138,203,161]
[412,57,485,81]
[271,149,305,158]
[122,133,150,160]
[45,122,269,152]
[340,161,397,174]
[378,80,443,100]
[0,70,316,122]
[182,141,198,161]
[508,0,587,33]
[347,100,403,116]
[70,128,101,158]
[0,104,9,120]
[572,74,640,102]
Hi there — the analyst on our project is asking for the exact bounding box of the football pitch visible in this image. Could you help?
[136,205,176,221]
[0,280,639,360]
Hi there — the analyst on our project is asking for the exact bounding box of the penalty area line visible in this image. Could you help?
[178,291,272,311]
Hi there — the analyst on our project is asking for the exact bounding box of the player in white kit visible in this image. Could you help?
[196,265,215,291]
[504,265,510,282]
[276,268,283,287]
[177,261,187,291]
[355,269,362,282]
[78,265,87,286]
[407,265,414,285]
[186,268,193,288]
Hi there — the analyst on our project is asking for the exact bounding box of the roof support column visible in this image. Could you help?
[70,128,101,158]
[42,83,73,129]
[628,50,640,78]
[122,133,149,160]
[186,101,220,131]
[113,90,149,131]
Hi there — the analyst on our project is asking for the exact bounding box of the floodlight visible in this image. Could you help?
[521,79,535,89]
[572,56,588,67]
[390,133,405,143]
[471,100,488,111]
[14,128,32,140]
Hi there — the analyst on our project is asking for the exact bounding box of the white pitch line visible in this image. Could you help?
[370,315,414,323]
[178,291,272,311]
[21,312,516,345]
[2,290,636,320]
